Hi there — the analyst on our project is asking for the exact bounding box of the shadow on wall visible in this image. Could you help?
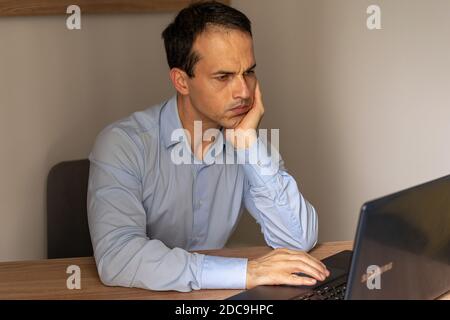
[226,210,266,247]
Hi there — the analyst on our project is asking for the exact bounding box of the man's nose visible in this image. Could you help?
[232,75,251,101]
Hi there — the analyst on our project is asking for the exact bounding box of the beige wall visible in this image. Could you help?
[231,0,450,244]
[1,1,450,261]
[0,13,175,261]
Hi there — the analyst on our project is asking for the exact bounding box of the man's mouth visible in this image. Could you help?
[230,104,250,116]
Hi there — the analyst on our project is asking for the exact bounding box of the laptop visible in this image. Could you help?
[229,174,450,300]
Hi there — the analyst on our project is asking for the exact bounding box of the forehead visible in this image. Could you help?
[193,27,255,72]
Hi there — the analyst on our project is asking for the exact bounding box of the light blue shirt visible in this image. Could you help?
[87,95,318,292]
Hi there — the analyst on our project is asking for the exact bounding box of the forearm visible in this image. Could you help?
[93,237,248,291]
[240,138,318,251]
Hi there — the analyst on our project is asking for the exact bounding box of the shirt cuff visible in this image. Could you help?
[236,137,280,188]
[200,255,248,289]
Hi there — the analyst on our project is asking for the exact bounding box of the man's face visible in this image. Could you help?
[184,28,257,129]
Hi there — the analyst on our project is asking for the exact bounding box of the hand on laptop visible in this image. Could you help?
[246,248,330,289]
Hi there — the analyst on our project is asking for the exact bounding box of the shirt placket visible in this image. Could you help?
[190,164,210,249]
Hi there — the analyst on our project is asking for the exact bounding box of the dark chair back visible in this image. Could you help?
[47,159,93,258]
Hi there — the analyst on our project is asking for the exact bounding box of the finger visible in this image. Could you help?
[253,82,263,110]
[262,271,317,287]
[271,249,329,278]
[281,249,329,275]
[297,255,330,278]
[283,274,317,287]
[255,81,261,101]
[282,254,329,279]
[284,260,326,281]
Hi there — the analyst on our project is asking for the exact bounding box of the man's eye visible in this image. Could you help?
[216,75,230,81]
[245,70,256,76]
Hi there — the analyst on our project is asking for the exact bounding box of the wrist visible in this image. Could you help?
[246,259,259,289]
[225,128,258,150]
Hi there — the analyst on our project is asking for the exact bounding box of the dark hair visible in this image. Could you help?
[162,1,252,78]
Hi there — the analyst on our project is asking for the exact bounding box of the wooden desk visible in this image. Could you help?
[0,241,448,300]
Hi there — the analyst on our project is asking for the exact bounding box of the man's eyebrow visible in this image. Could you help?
[211,63,257,76]
[245,63,257,72]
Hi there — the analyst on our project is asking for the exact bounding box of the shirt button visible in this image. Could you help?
[194,201,202,209]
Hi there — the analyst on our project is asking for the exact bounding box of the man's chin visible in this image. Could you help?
[223,114,247,129]
[222,121,242,130]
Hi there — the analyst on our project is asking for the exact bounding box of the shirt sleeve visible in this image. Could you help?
[87,126,247,292]
[237,137,319,251]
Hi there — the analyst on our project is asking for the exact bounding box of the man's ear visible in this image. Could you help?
[169,68,190,95]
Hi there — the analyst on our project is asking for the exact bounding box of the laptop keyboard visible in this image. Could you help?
[293,276,347,300]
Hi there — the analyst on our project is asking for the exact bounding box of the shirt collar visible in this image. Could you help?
[160,95,227,154]
[160,95,185,148]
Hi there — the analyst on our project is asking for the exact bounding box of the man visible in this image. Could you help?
[87,1,329,292]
